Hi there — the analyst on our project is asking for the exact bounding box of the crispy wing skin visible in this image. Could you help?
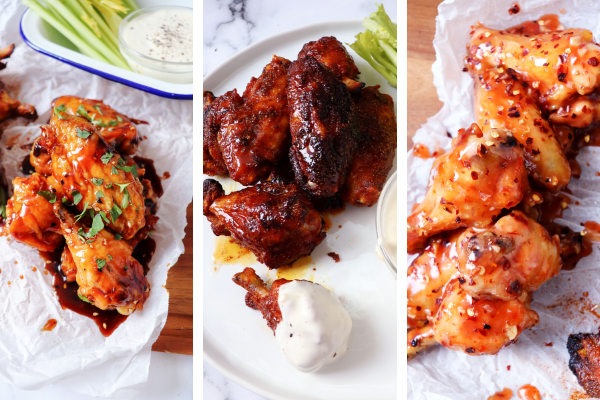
[205,178,326,268]
[298,36,363,92]
[0,81,37,123]
[468,23,600,109]
[472,68,570,190]
[218,56,292,185]
[550,91,600,128]
[287,56,360,197]
[456,211,562,301]
[30,136,53,176]
[39,113,145,239]
[202,178,228,236]
[232,267,290,333]
[56,203,149,315]
[0,44,15,69]
[340,86,396,207]
[568,333,600,398]
[203,90,242,176]
[4,173,63,252]
[432,279,539,355]
[61,246,77,282]
[407,229,463,328]
[53,96,142,155]
[407,124,529,253]
[407,326,437,361]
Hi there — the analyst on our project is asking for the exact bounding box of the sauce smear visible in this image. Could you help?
[518,384,541,400]
[488,388,513,400]
[41,319,57,331]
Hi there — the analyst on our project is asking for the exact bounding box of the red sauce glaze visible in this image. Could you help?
[488,388,513,400]
[41,319,57,331]
[134,156,164,198]
[518,384,541,400]
[584,221,600,242]
[413,143,432,159]
[508,2,520,15]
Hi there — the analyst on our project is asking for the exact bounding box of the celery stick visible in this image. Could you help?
[74,0,120,55]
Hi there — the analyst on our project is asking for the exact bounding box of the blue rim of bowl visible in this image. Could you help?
[19,9,192,100]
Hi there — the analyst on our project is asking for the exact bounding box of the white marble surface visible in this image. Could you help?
[0,352,192,399]
[202,1,398,399]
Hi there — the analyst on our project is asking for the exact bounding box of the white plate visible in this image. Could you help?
[20,0,193,99]
[203,19,397,400]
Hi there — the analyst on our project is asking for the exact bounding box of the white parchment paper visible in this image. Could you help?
[0,1,192,398]
[408,0,600,398]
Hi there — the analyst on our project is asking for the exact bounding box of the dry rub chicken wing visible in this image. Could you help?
[568,333,600,398]
[203,178,326,268]
[218,56,292,185]
[340,85,396,207]
[56,203,149,315]
[287,56,360,197]
[407,124,529,253]
[38,112,145,239]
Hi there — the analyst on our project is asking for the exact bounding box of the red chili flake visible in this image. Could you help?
[533,118,542,127]
[558,72,567,82]
[551,34,561,41]
[522,48,529,56]
[471,171,479,180]
[588,57,599,66]
[507,365,511,371]
[508,2,520,15]
[554,43,560,48]
[455,216,462,224]
[462,67,468,72]
[545,342,553,347]
[539,126,548,133]
[572,113,577,118]
[465,347,476,354]
[532,149,540,155]
[526,137,533,145]
[508,109,520,118]
[543,62,550,67]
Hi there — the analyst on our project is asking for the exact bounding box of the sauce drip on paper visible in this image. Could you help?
[488,388,513,400]
[518,384,541,400]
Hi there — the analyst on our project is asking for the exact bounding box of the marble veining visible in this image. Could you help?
[202,1,397,399]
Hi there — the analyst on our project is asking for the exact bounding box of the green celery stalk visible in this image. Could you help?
[350,31,396,87]
[74,0,121,55]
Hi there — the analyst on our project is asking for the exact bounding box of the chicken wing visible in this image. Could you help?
[468,22,600,110]
[298,36,363,93]
[39,112,145,240]
[232,267,288,333]
[203,178,326,268]
[340,85,396,207]
[407,124,529,253]
[432,279,539,355]
[455,211,562,301]
[61,246,77,282]
[407,326,437,361]
[549,91,600,128]
[218,56,292,185]
[472,68,570,190]
[407,229,463,328]
[55,203,149,315]
[203,90,243,176]
[4,173,63,252]
[287,56,360,197]
[568,333,600,398]
[0,44,37,123]
[52,96,143,155]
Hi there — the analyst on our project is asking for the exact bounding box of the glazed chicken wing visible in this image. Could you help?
[53,96,144,155]
[39,112,145,239]
[340,86,397,207]
[472,68,570,190]
[61,246,77,282]
[407,326,437,361]
[298,36,363,93]
[203,178,326,268]
[549,91,600,128]
[203,90,243,176]
[455,211,562,301]
[287,56,360,197]
[232,267,288,333]
[407,229,463,328]
[56,203,149,315]
[432,279,539,356]
[468,22,600,110]
[218,56,292,185]
[4,173,63,252]
[407,124,529,253]
[0,44,37,123]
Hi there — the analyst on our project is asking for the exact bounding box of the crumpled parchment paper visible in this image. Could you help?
[0,1,192,398]
[408,0,600,399]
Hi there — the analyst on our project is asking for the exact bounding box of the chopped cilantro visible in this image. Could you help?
[98,211,110,224]
[116,115,123,123]
[114,233,122,240]
[107,254,113,260]
[78,293,92,303]
[101,152,113,164]
[95,191,104,200]
[71,190,82,205]
[90,213,104,234]
[96,259,106,270]
[75,127,91,139]
[74,202,89,222]
[111,166,119,175]
[0,187,6,219]
[91,178,103,186]
[109,120,118,126]
[115,182,131,192]
[110,204,122,223]
[54,105,67,120]
[77,105,91,121]
[93,105,103,116]
[121,187,130,209]
[36,191,56,204]
[106,183,113,189]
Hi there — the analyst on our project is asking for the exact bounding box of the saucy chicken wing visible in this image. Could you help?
[4,173,63,252]
[232,267,288,333]
[456,211,562,301]
[0,44,37,123]
[472,68,570,190]
[287,56,360,197]
[61,246,77,282]
[407,124,529,253]
[432,279,539,355]
[56,203,149,315]
[340,85,397,207]
[549,91,600,128]
[203,90,243,176]
[52,96,144,155]
[203,178,326,268]
[218,56,292,185]
[407,326,437,361]
[39,112,145,240]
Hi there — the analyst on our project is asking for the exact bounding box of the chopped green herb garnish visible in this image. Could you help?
[114,233,122,240]
[116,115,123,123]
[54,105,67,120]
[91,178,103,186]
[110,204,122,223]
[98,211,110,224]
[36,191,57,204]
[115,161,138,177]
[76,127,92,139]
[95,191,104,200]
[111,166,119,175]
[107,254,113,260]
[135,205,140,214]
[75,202,90,222]
[96,259,106,270]
[77,105,91,121]
[109,120,118,126]
[106,183,113,189]
[78,293,92,303]
[93,105,103,116]
[90,213,104,234]
[121,187,130,209]
[71,190,82,205]
[115,182,131,192]
[0,187,6,219]
[101,152,113,164]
